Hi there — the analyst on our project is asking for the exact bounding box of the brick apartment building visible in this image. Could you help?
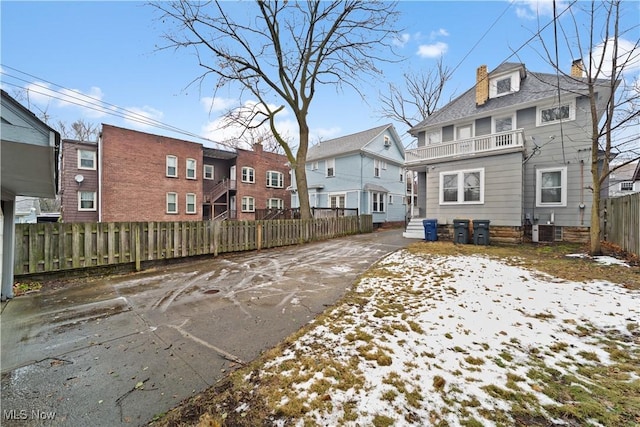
[60,139,99,222]
[61,124,291,223]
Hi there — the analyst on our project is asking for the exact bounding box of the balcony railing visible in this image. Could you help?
[406,129,525,164]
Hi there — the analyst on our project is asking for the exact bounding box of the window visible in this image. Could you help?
[78,150,96,170]
[78,191,96,211]
[439,169,484,205]
[493,115,514,133]
[537,100,575,126]
[241,196,255,212]
[166,156,177,177]
[389,194,394,204]
[536,167,567,207]
[186,158,196,179]
[266,171,284,188]
[329,194,345,208]
[186,193,196,214]
[620,181,633,191]
[426,130,441,145]
[267,198,284,209]
[241,167,255,183]
[374,159,382,177]
[203,164,214,180]
[383,135,391,147]
[372,192,385,212]
[312,161,318,170]
[496,77,511,94]
[326,159,335,177]
[400,171,404,182]
[166,192,178,214]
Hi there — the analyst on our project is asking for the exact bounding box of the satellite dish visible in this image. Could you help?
[74,174,85,184]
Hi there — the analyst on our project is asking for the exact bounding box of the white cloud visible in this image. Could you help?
[122,105,164,129]
[590,37,640,78]
[392,33,410,48]
[513,0,569,20]
[200,96,238,113]
[416,42,448,58]
[430,28,449,39]
[23,82,107,118]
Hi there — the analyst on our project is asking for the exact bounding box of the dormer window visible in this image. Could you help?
[489,70,520,98]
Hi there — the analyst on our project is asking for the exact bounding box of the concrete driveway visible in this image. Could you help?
[1,229,409,426]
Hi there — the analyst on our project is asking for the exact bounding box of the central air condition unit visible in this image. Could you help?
[532,224,555,242]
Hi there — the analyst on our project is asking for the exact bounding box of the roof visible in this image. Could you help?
[363,183,389,193]
[306,124,395,161]
[610,161,640,182]
[203,147,237,160]
[410,63,606,134]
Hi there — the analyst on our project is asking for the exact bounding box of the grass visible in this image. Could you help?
[149,241,640,427]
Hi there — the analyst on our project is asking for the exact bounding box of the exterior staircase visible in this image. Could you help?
[206,179,236,203]
[403,217,426,239]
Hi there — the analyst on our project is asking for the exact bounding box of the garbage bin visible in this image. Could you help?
[473,220,491,245]
[453,219,470,244]
[422,219,438,241]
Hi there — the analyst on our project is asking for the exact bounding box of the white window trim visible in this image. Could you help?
[492,113,516,133]
[203,164,214,180]
[166,192,178,214]
[374,159,381,178]
[166,155,178,178]
[372,191,386,213]
[439,168,485,205]
[241,167,255,183]
[426,130,441,145]
[186,158,197,180]
[536,99,576,127]
[77,149,96,170]
[186,193,197,214]
[620,181,634,191]
[329,193,345,208]
[536,166,568,207]
[241,196,255,212]
[267,198,284,209]
[489,70,521,98]
[455,123,474,141]
[77,191,97,211]
[266,170,284,188]
[311,161,318,171]
[326,158,336,177]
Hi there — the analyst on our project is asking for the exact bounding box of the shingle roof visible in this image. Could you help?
[306,124,394,161]
[409,63,599,135]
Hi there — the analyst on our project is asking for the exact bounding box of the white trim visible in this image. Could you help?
[536,166,567,207]
[267,198,284,209]
[186,193,197,214]
[455,123,474,141]
[266,170,284,188]
[78,191,97,211]
[166,192,178,214]
[77,149,96,170]
[203,164,214,180]
[439,168,485,205]
[326,158,335,177]
[241,166,255,183]
[492,113,516,134]
[241,196,255,212]
[371,191,386,213]
[186,158,197,180]
[426,129,441,145]
[489,70,521,99]
[536,98,576,126]
[166,155,178,178]
[329,192,345,208]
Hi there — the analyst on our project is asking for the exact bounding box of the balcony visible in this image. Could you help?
[406,129,525,165]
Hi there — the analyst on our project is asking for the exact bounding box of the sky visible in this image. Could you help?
[1,1,639,151]
[260,250,639,425]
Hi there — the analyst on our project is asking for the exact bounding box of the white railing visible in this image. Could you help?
[406,129,525,163]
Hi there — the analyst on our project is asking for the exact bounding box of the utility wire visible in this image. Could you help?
[552,0,568,165]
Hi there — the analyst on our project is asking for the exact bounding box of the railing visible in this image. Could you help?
[206,178,237,203]
[406,129,525,163]
[14,216,374,276]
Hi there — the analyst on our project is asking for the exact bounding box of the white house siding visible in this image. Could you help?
[520,96,594,228]
[426,152,523,226]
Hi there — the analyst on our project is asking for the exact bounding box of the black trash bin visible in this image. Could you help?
[453,219,470,244]
[422,219,438,241]
[473,220,491,245]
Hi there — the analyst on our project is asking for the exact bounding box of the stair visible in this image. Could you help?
[403,217,427,239]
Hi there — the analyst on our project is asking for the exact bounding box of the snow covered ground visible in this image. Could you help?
[257,250,640,426]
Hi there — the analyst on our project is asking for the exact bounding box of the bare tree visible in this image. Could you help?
[57,119,100,142]
[379,57,453,130]
[536,0,639,255]
[153,1,401,219]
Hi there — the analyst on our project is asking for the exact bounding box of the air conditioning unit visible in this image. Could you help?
[532,224,555,242]
[383,137,391,147]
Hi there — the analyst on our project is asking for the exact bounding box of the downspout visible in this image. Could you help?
[98,132,103,222]
[360,153,364,213]
[579,160,585,226]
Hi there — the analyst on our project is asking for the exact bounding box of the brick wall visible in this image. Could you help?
[101,124,203,222]
[235,143,291,220]
[60,139,99,223]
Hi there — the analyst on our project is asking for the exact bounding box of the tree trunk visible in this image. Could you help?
[589,147,603,256]
[295,121,312,220]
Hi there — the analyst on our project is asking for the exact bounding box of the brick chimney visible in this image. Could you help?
[571,59,584,78]
[253,140,263,153]
[476,65,489,106]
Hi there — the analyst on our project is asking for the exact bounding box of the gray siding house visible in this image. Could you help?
[292,124,407,225]
[404,62,612,242]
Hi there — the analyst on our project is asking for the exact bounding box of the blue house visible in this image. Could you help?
[292,124,407,225]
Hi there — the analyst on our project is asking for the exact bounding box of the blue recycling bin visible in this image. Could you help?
[422,219,438,241]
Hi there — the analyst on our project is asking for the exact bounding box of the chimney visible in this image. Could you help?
[253,141,263,153]
[571,59,584,78]
[476,65,489,106]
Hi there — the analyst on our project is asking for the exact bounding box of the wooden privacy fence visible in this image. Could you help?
[604,192,640,257]
[14,215,373,275]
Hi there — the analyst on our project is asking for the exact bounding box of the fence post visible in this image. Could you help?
[135,223,141,272]
[257,223,263,251]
